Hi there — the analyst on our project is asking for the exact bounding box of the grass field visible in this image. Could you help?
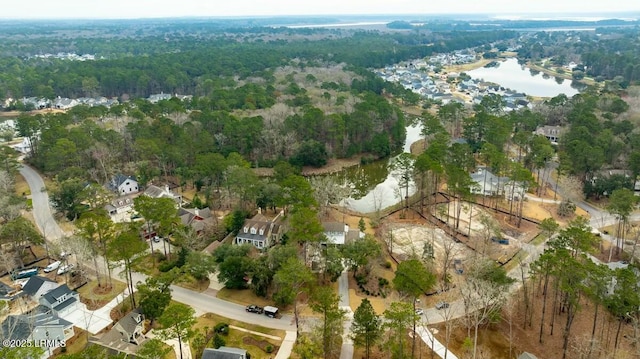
[77,279,127,310]
[193,313,284,359]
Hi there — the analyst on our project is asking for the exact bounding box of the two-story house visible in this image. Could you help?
[1,305,75,350]
[110,175,139,195]
[179,207,215,235]
[235,212,283,249]
[91,309,146,356]
[39,284,80,317]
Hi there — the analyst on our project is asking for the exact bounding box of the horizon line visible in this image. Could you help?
[0,11,639,22]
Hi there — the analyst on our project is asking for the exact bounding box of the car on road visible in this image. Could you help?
[435,301,450,310]
[246,305,264,314]
[415,308,424,315]
[57,263,75,275]
[491,236,509,245]
[264,306,279,318]
[153,236,162,243]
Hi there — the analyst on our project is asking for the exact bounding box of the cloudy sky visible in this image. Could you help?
[2,0,639,19]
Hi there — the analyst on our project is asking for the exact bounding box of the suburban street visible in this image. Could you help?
[21,160,639,359]
[19,164,297,359]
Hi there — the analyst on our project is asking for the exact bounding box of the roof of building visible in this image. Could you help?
[113,174,137,187]
[236,214,281,243]
[518,353,538,359]
[202,347,247,359]
[143,185,181,202]
[323,222,347,233]
[1,305,72,340]
[41,284,74,305]
[22,276,56,297]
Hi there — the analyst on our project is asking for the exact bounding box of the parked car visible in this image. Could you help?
[44,261,61,273]
[415,308,424,315]
[153,236,161,243]
[264,306,279,318]
[435,301,450,310]
[491,236,509,245]
[57,263,75,275]
[246,305,264,314]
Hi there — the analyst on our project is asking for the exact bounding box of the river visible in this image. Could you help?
[466,58,583,97]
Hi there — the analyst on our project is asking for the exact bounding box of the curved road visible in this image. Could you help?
[20,164,296,358]
[20,164,66,243]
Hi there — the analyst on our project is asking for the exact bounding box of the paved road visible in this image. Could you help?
[20,164,65,243]
[338,270,354,359]
[21,165,297,358]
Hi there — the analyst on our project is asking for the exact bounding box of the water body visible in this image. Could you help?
[337,123,422,214]
[466,58,582,98]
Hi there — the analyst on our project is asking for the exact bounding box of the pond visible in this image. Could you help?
[333,123,422,214]
[466,58,583,98]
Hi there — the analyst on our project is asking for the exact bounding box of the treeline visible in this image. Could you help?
[0,29,516,100]
[517,27,640,85]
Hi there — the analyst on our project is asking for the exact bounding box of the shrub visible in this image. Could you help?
[158,261,177,272]
[265,345,274,353]
[557,200,576,217]
[213,334,226,349]
[214,323,229,335]
[378,277,389,288]
[383,261,392,269]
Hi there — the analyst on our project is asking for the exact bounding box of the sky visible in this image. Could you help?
[2,0,640,20]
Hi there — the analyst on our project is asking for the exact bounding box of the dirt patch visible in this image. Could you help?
[253,156,362,177]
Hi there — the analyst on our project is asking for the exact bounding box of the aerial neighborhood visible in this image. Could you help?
[2,10,640,359]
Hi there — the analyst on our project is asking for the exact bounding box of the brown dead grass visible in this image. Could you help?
[77,279,127,310]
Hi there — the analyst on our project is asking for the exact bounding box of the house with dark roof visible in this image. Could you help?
[179,207,215,235]
[1,305,74,346]
[235,212,283,249]
[22,275,59,300]
[0,281,19,301]
[202,347,248,359]
[91,309,146,356]
[39,284,80,317]
[109,174,139,195]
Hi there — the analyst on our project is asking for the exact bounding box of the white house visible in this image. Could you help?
[110,175,139,195]
[322,222,365,245]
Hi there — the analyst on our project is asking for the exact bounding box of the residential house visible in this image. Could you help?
[91,309,146,356]
[22,276,60,300]
[39,284,80,317]
[534,125,564,144]
[148,93,173,103]
[0,281,18,302]
[143,184,182,205]
[235,212,283,249]
[470,167,509,197]
[202,347,248,359]
[110,174,139,195]
[179,207,215,235]
[322,222,364,245]
[105,195,137,223]
[53,97,79,110]
[1,305,74,355]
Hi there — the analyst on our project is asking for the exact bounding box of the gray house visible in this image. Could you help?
[22,276,59,300]
[202,347,248,359]
[39,284,80,317]
[235,212,283,249]
[91,309,146,356]
[1,305,75,344]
